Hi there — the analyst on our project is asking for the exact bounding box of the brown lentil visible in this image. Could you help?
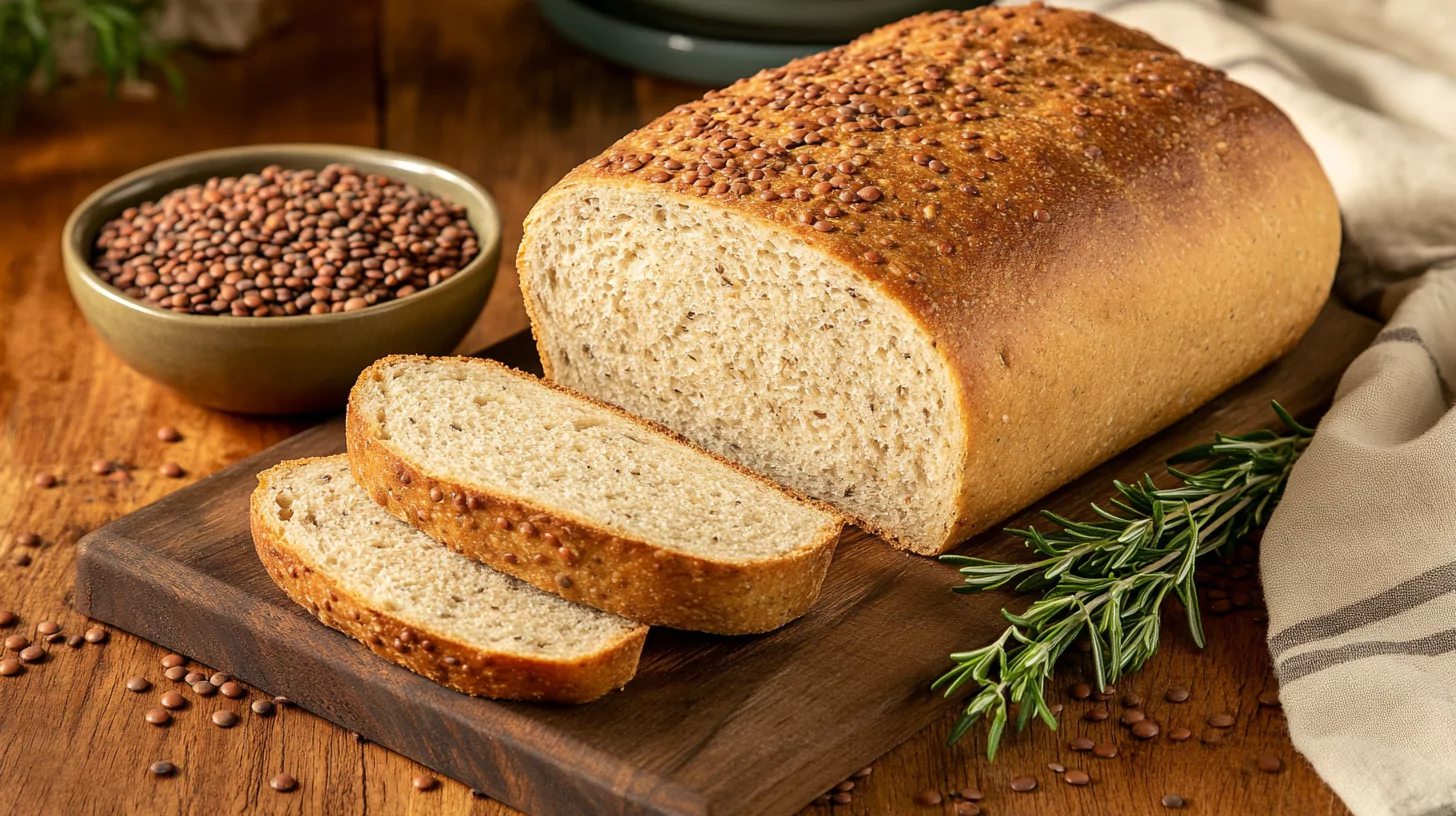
[159,462,185,478]
[160,691,187,710]
[1065,770,1091,786]
[220,681,246,699]
[149,760,176,777]
[413,775,438,791]
[157,426,182,442]
[211,710,239,728]
[913,789,943,806]
[251,699,276,716]
[126,676,152,692]
[1132,720,1161,739]
[84,627,108,644]
[19,645,43,662]
[1207,713,1236,728]
[1257,754,1284,773]
[1010,776,1038,792]
[91,164,480,317]
[161,653,186,669]
[145,709,172,726]
[0,658,19,676]
[270,773,298,792]
[1165,685,1191,703]
[36,620,59,636]
[1092,742,1118,759]
[1162,794,1187,808]
[34,472,57,488]
[0,611,15,627]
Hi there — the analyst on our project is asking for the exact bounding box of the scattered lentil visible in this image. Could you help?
[1256,754,1284,773]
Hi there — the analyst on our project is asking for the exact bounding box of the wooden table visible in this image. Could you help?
[0,2,1357,813]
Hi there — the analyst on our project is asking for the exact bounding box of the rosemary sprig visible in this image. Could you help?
[933,401,1313,759]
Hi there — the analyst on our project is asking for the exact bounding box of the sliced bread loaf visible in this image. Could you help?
[251,455,647,703]
[346,355,844,634]
[515,6,1338,555]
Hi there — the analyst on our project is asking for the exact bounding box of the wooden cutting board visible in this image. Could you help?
[74,304,1377,816]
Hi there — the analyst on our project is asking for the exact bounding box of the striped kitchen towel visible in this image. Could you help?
[1262,267,1456,816]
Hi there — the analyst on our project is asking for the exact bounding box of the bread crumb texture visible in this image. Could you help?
[360,357,838,564]
[259,456,641,659]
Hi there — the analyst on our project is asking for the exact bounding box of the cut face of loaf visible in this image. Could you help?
[250,456,647,703]
[518,5,1340,554]
[346,356,844,634]
[521,188,963,552]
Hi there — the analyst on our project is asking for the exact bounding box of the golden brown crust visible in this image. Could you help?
[346,356,845,634]
[519,4,1341,553]
[250,458,648,703]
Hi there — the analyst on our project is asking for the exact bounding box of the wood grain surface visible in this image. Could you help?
[0,1,1369,814]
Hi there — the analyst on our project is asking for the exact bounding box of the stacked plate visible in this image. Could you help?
[538,0,987,85]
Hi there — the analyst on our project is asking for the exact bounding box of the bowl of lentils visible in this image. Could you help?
[62,144,501,414]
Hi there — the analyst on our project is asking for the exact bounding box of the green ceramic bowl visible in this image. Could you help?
[63,144,502,415]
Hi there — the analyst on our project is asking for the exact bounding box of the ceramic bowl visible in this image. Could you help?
[63,144,501,415]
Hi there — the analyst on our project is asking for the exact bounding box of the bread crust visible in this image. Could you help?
[346,356,845,635]
[518,4,1341,554]
[251,458,648,703]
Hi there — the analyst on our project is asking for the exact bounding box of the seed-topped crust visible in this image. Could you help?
[558,3,1279,301]
[520,3,1340,553]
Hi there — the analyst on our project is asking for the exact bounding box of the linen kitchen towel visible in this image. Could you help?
[1262,267,1456,816]
[998,1,1456,814]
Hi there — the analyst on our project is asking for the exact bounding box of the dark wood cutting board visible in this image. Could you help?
[74,303,1377,816]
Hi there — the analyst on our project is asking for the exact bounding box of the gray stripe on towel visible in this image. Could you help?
[1268,560,1456,658]
[1372,326,1443,374]
[1277,627,1456,686]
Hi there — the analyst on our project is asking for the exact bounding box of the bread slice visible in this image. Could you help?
[250,456,647,703]
[346,355,844,634]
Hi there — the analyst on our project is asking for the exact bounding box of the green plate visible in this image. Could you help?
[538,0,837,86]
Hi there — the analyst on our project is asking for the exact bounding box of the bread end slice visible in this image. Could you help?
[346,355,844,634]
[251,456,647,703]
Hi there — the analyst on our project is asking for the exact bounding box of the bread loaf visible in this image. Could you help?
[517,4,1339,555]
[251,456,647,702]
[346,356,844,634]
